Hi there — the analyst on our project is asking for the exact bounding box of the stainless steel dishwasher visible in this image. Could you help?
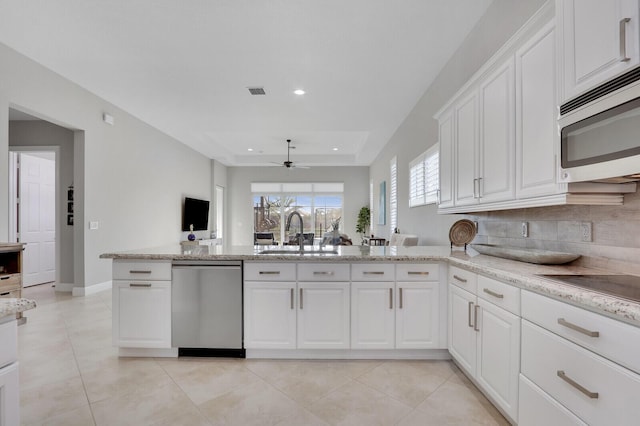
[171,260,244,357]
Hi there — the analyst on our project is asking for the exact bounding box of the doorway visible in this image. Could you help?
[9,150,57,287]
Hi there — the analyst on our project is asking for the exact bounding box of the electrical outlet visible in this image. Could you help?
[521,222,529,238]
[581,222,592,242]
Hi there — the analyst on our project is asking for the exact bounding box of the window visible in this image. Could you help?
[390,157,397,233]
[251,183,344,245]
[409,144,439,207]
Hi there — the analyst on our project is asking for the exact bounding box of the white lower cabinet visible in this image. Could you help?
[298,282,350,349]
[518,374,586,426]
[0,361,19,426]
[448,269,520,423]
[351,282,395,349]
[244,282,296,349]
[113,280,172,348]
[395,282,440,349]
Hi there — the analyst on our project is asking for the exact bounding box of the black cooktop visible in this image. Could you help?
[538,274,640,303]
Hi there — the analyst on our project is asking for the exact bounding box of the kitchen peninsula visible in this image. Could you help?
[102,244,640,424]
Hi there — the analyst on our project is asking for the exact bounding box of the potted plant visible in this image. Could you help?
[355,206,371,244]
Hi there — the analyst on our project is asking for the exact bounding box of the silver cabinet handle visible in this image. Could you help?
[129,283,152,287]
[557,370,599,399]
[436,189,441,205]
[389,288,393,309]
[299,288,303,309]
[313,271,334,275]
[468,302,474,328]
[129,270,152,274]
[453,275,467,283]
[473,178,479,199]
[620,17,631,62]
[557,318,600,338]
[483,288,504,299]
[399,288,404,309]
[290,288,294,310]
[259,271,280,275]
[363,271,384,275]
[408,271,429,276]
[474,305,480,332]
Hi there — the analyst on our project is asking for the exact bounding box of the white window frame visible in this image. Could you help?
[409,144,439,207]
[390,157,398,233]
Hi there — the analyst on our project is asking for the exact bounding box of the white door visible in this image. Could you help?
[297,282,350,349]
[351,282,395,349]
[396,282,440,349]
[19,153,56,287]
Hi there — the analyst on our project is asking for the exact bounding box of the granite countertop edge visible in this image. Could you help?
[100,245,640,327]
[0,298,37,317]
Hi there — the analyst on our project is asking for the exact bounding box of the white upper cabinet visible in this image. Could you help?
[438,110,455,208]
[516,22,563,198]
[454,91,480,207]
[478,58,516,203]
[558,0,640,103]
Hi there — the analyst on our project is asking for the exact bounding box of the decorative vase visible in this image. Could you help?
[188,224,196,241]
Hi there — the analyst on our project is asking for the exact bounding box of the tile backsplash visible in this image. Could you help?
[465,189,640,275]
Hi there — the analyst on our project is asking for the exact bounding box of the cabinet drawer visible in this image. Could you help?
[244,262,296,281]
[477,275,520,315]
[0,320,17,368]
[396,263,439,281]
[448,266,477,294]
[0,274,21,293]
[522,290,640,374]
[518,374,587,426]
[113,261,171,281]
[351,263,395,281]
[0,289,20,299]
[522,320,640,426]
[297,263,349,281]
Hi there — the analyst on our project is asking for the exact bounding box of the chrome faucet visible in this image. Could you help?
[285,211,304,251]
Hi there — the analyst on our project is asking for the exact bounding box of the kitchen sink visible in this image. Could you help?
[258,249,339,255]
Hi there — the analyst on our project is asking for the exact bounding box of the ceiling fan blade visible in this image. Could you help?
[269,162,285,166]
[292,165,311,169]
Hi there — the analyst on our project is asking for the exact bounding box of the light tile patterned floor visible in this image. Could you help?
[19,284,509,425]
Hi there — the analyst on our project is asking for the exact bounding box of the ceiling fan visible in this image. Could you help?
[272,139,310,169]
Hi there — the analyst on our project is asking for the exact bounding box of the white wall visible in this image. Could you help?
[227,166,369,246]
[368,0,547,244]
[9,120,75,284]
[0,42,212,289]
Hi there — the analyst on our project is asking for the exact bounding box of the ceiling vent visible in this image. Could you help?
[248,87,266,95]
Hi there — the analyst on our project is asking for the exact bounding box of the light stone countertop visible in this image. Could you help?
[0,298,36,318]
[101,244,640,327]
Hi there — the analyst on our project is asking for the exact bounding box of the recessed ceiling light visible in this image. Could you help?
[294,89,306,95]
[332,147,338,151]
[247,148,254,152]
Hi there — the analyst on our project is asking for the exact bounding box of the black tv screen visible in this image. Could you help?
[182,197,210,231]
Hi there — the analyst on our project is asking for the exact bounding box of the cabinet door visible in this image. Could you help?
[448,284,477,375]
[559,0,640,101]
[519,375,587,426]
[479,58,515,203]
[516,21,561,199]
[0,363,19,426]
[244,282,296,349]
[396,282,440,349]
[476,298,521,422]
[454,91,480,206]
[438,109,455,208]
[351,282,395,349]
[113,280,171,348]
[297,282,350,349]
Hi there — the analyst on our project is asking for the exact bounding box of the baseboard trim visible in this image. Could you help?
[55,283,74,293]
[72,280,112,296]
[245,348,451,360]
[118,347,179,358]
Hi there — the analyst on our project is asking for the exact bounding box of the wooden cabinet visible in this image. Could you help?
[448,268,520,422]
[516,21,562,199]
[244,281,296,349]
[298,282,350,349]
[558,0,640,102]
[112,260,172,349]
[0,245,25,323]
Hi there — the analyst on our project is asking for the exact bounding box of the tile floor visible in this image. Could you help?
[18,284,509,425]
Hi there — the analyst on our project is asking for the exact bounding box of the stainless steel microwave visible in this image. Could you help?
[559,72,640,183]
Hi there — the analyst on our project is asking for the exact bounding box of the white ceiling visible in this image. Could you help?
[0,0,492,166]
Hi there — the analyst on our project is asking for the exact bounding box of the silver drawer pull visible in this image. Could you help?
[468,302,474,328]
[557,318,599,338]
[474,305,480,332]
[408,271,429,275]
[313,271,334,276]
[399,288,404,309]
[129,283,152,287]
[483,288,504,299]
[299,288,303,309]
[620,17,631,62]
[259,271,280,275]
[453,274,467,283]
[389,288,393,309]
[557,370,599,399]
[363,271,384,275]
[129,270,152,274]
[290,288,294,310]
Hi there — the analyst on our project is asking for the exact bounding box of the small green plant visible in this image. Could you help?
[356,206,371,235]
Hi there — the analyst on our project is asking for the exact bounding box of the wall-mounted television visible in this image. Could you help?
[182,197,210,231]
